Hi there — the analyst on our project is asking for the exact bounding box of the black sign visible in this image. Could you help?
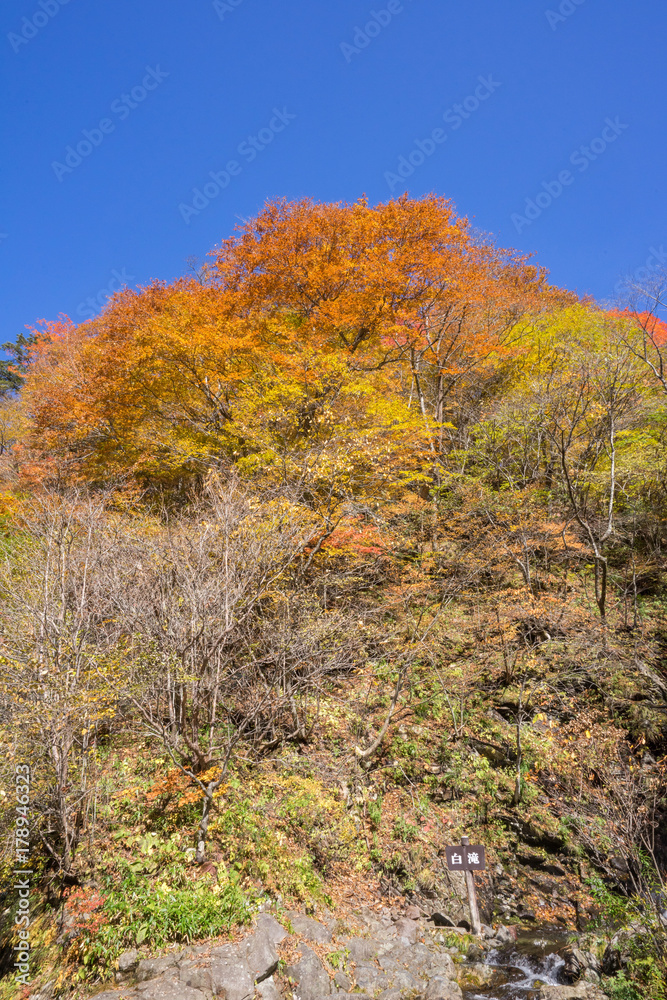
[445,845,486,871]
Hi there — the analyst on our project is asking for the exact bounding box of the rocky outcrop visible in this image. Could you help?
[538,984,607,1000]
[94,906,471,1000]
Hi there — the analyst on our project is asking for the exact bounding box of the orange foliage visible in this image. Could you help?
[609,308,667,344]
[16,196,565,490]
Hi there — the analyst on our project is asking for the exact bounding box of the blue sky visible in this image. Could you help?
[1,0,666,338]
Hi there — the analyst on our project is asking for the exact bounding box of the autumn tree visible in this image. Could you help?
[0,492,128,874]
[15,197,563,506]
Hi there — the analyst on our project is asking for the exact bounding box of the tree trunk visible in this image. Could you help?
[594,554,608,619]
[195,785,214,864]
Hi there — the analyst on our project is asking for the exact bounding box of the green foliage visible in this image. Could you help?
[393,815,418,842]
[73,850,253,979]
[367,795,383,830]
[211,793,326,903]
[605,973,645,1000]
[588,875,667,1000]
[325,947,350,971]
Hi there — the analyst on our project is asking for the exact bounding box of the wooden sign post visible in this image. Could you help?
[444,836,485,936]
[461,836,481,936]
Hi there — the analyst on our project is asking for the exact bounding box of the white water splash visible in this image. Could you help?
[481,944,566,997]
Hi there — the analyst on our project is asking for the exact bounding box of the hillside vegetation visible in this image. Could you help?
[1,196,667,1000]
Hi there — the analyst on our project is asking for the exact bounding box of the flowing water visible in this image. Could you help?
[461,926,568,1000]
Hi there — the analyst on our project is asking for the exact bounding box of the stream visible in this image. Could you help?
[461,926,569,1000]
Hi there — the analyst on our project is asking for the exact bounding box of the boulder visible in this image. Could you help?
[245,914,287,982]
[466,942,484,963]
[178,967,213,992]
[344,937,379,963]
[136,982,206,1000]
[353,965,389,993]
[559,946,590,983]
[256,976,281,1000]
[135,956,178,983]
[210,944,254,1000]
[287,912,332,944]
[118,949,140,973]
[285,944,331,1000]
[458,963,496,987]
[538,985,607,999]
[426,951,456,980]
[494,924,517,945]
[333,971,352,991]
[392,970,421,992]
[393,917,418,944]
[424,977,462,999]
[601,936,631,976]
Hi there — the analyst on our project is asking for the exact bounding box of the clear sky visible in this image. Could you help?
[2,0,666,338]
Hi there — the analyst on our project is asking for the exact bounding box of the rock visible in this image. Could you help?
[517,851,548,869]
[430,912,456,927]
[210,944,254,1000]
[378,953,401,974]
[393,917,418,944]
[287,912,332,944]
[540,863,567,877]
[601,937,630,975]
[256,977,281,1000]
[391,970,421,992]
[426,951,456,980]
[494,925,517,945]
[353,966,389,992]
[118,949,140,973]
[136,982,206,1000]
[344,937,379,963]
[404,904,421,920]
[538,985,607,999]
[257,913,288,946]
[481,924,495,939]
[559,946,589,983]
[135,956,178,983]
[333,971,352,991]
[458,963,496,987]
[466,943,484,962]
[179,967,213,992]
[285,945,331,1000]
[424,976,463,999]
[245,914,287,982]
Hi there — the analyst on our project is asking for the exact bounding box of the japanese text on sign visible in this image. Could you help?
[445,845,486,870]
